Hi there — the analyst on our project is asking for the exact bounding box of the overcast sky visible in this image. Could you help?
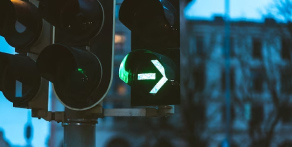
[185,0,274,21]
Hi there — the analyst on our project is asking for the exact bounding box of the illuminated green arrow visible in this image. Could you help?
[149,60,168,94]
[137,60,168,94]
[119,55,168,94]
[138,73,156,80]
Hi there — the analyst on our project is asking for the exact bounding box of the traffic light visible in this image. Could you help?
[119,0,180,106]
[0,0,42,52]
[38,0,104,46]
[0,0,51,109]
[0,53,41,107]
[36,0,114,111]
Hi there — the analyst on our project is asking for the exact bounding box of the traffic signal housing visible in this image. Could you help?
[119,0,180,106]
[36,0,115,111]
[38,0,104,46]
[0,0,52,109]
[37,44,102,110]
[0,53,41,107]
[0,0,43,52]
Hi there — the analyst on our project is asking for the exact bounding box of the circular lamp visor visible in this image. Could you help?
[37,44,102,110]
[1,0,42,50]
[0,53,41,105]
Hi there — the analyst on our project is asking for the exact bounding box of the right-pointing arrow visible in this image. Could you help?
[138,73,156,80]
[149,60,168,94]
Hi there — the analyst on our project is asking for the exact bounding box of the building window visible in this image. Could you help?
[193,104,206,122]
[280,105,292,123]
[281,38,291,60]
[193,65,205,92]
[117,84,127,96]
[195,36,204,56]
[251,71,264,92]
[115,33,126,54]
[230,37,235,57]
[223,36,235,57]
[250,105,264,124]
[252,39,262,59]
[221,68,235,91]
[281,70,292,94]
[222,105,235,122]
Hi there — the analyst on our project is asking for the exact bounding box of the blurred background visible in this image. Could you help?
[1,0,292,146]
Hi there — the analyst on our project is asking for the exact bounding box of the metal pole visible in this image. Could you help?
[63,108,97,147]
[224,0,231,146]
[63,122,96,147]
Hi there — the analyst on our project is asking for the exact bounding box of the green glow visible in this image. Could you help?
[78,68,84,73]
[119,54,129,84]
[119,55,168,94]
[149,60,168,94]
[138,73,156,80]
[77,68,88,78]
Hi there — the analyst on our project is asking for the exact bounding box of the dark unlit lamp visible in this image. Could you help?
[38,0,104,44]
[0,0,43,52]
[119,0,178,44]
[36,44,102,110]
[0,52,41,106]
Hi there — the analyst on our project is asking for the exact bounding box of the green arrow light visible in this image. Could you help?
[119,54,168,94]
[138,73,156,80]
[149,60,168,94]
[150,75,168,94]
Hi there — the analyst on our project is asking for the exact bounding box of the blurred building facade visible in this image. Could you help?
[49,1,292,147]
[182,16,292,147]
